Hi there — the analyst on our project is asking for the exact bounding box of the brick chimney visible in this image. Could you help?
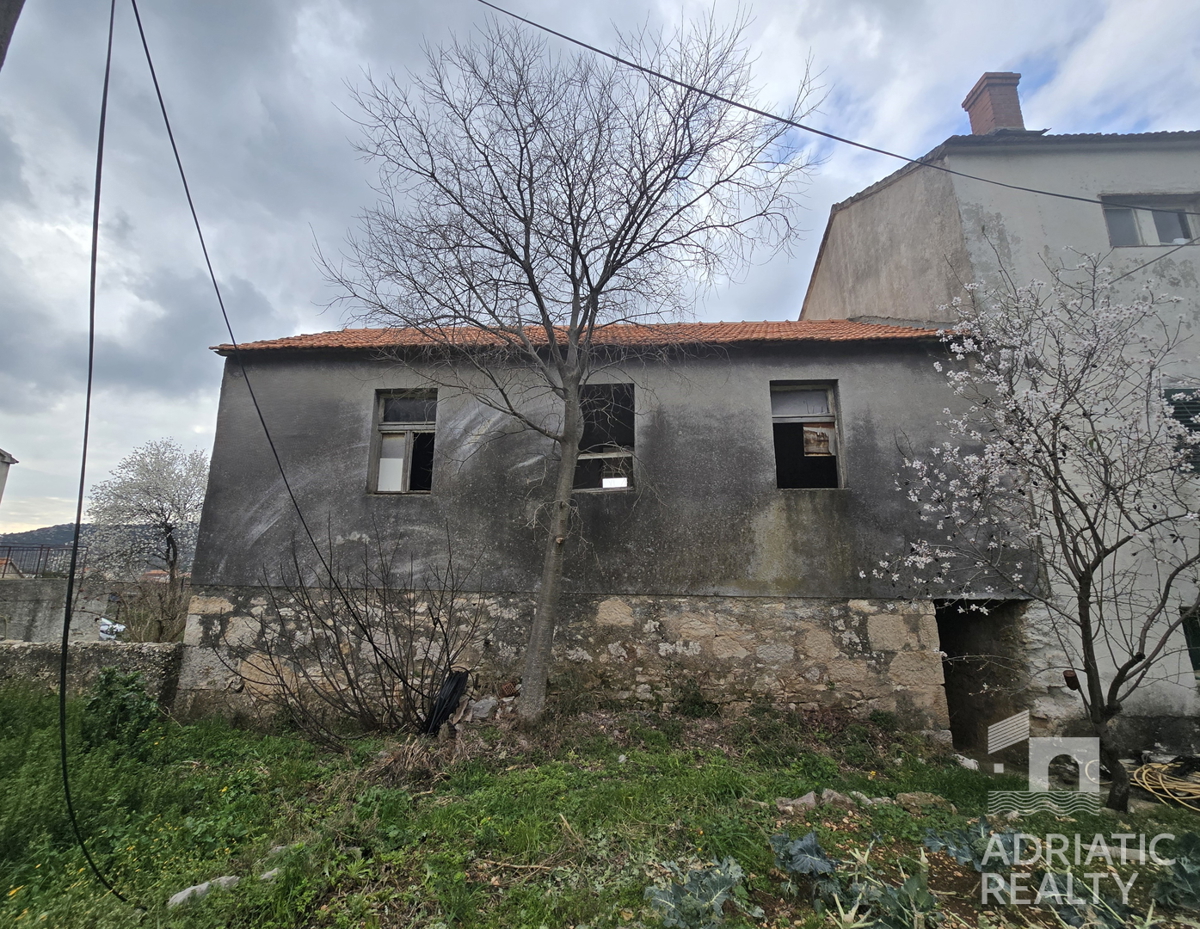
[961,72,1024,134]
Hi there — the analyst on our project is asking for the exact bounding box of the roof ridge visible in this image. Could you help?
[213,318,939,355]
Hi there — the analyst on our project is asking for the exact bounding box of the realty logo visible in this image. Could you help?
[986,711,1101,815]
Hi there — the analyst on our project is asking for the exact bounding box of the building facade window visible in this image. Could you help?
[573,383,635,491]
[1102,195,1198,247]
[771,383,839,489]
[373,390,437,493]
[1167,388,1200,473]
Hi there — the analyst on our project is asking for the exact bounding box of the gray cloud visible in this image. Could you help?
[1,0,1197,531]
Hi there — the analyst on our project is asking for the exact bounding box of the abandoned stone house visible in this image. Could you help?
[179,71,1200,750]
[180,321,965,735]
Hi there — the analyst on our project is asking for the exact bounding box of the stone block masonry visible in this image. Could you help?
[0,641,183,705]
[178,587,949,732]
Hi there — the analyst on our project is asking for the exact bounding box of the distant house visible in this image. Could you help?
[0,447,16,511]
[180,320,964,731]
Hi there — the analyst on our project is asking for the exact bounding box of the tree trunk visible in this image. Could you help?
[518,394,584,724]
[1098,722,1130,812]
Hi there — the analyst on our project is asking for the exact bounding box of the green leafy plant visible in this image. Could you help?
[769,832,942,929]
[1153,832,1200,913]
[1046,883,1146,929]
[923,816,1018,873]
[770,830,839,900]
[81,668,160,753]
[832,846,943,929]
[644,858,763,928]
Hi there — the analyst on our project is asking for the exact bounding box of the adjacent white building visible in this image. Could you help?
[802,73,1200,750]
[802,72,1200,328]
[0,448,15,512]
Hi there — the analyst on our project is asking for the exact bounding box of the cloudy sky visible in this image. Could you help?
[0,0,1197,532]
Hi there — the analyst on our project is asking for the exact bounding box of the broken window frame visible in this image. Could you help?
[770,382,842,490]
[1102,195,1199,247]
[372,389,437,494]
[574,383,635,492]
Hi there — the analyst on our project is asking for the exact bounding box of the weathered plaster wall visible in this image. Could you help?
[177,587,949,731]
[803,138,1200,326]
[1018,601,1200,740]
[0,578,102,642]
[0,641,183,704]
[948,141,1200,311]
[192,340,949,601]
[802,164,971,325]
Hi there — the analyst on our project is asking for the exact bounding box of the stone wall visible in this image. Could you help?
[0,578,103,642]
[0,641,184,705]
[178,586,950,732]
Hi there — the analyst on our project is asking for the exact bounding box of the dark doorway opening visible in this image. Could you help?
[935,599,1029,752]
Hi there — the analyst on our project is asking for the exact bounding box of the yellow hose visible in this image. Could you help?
[1132,762,1200,813]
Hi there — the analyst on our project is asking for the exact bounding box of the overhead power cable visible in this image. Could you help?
[476,0,1200,281]
[128,0,327,563]
[57,0,373,904]
[127,2,401,680]
[59,0,128,903]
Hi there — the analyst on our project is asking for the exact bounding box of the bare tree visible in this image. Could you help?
[88,438,208,641]
[329,17,818,722]
[875,259,1200,810]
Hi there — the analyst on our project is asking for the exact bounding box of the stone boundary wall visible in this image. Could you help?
[0,578,104,642]
[0,641,184,705]
[179,586,950,733]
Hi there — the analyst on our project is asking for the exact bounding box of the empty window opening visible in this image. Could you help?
[1102,195,1198,247]
[374,390,437,493]
[771,384,839,489]
[574,383,634,491]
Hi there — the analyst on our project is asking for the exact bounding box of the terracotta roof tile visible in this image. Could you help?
[214,319,937,355]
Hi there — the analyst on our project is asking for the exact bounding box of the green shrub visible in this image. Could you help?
[81,668,160,753]
[644,858,762,928]
[1154,832,1200,913]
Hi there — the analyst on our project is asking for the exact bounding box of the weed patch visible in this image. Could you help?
[2,696,1196,927]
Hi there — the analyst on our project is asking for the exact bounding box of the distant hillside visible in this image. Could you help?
[0,524,92,547]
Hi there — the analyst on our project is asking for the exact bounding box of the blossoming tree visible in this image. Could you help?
[876,260,1200,810]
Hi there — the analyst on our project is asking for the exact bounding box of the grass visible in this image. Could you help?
[1,683,1198,928]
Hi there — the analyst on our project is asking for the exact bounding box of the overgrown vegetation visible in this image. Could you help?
[2,685,1198,927]
[221,541,489,749]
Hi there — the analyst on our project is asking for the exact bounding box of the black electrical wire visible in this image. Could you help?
[477,0,1200,282]
[127,3,373,638]
[127,0,327,562]
[59,0,128,903]
[56,0,355,906]
[1110,234,1200,283]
